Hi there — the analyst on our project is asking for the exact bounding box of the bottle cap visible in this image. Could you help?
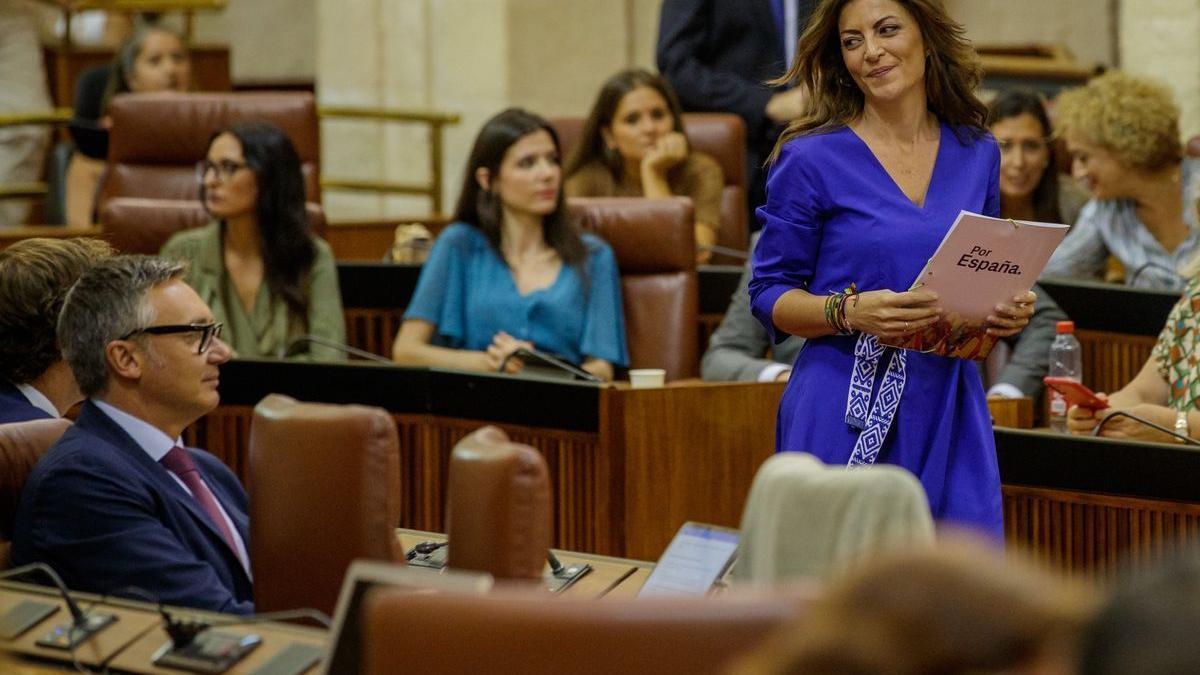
[1056,320,1075,334]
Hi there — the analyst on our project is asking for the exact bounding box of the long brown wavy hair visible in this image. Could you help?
[769,0,987,162]
[563,68,687,181]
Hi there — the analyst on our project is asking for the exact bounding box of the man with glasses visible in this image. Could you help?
[12,255,254,614]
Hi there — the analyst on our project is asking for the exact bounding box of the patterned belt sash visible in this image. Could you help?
[844,332,907,467]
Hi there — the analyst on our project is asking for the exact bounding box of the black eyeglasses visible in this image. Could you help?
[196,159,249,182]
[120,322,224,355]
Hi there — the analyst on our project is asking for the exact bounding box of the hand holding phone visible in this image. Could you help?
[1043,376,1109,410]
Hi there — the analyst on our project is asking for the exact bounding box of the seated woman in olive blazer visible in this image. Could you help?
[161,122,345,360]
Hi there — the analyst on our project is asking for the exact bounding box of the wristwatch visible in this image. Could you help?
[1175,410,1190,443]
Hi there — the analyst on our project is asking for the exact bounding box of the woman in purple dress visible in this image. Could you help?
[749,0,1036,537]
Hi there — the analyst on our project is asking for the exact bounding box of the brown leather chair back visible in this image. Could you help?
[553,113,748,252]
[570,197,699,380]
[446,426,550,582]
[1188,135,1200,158]
[101,92,321,207]
[362,589,798,675]
[99,197,327,254]
[248,394,403,615]
[0,419,71,568]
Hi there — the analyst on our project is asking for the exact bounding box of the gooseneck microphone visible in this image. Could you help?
[699,243,751,260]
[0,562,118,651]
[284,334,396,365]
[1093,410,1200,446]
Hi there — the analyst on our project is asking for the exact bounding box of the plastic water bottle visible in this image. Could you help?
[1047,320,1082,432]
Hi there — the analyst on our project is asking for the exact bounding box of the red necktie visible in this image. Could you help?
[161,445,240,556]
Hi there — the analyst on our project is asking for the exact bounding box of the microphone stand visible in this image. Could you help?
[0,562,118,670]
[1093,410,1200,446]
[284,334,396,365]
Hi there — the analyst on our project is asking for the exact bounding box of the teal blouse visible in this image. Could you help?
[404,223,628,367]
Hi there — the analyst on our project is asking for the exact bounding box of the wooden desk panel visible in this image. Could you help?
[197,359,1200,579]
[1003,485,1200,580]
[0,225,105,250]
[1076,329,1156,395]
[0,587,159,669]
[394,530,648,599]
[0,582,324,675]
[110,619,325,675]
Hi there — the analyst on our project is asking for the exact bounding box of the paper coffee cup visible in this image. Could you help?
[629,368,666,388]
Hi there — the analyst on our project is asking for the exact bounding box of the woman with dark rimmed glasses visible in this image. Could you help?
[159,122,345,360]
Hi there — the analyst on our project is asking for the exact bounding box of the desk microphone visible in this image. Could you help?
[284,334,396,365]
[1093,410,1200,446]
[699,243,750,260]
[0,562,117,650]
[1128,261,1183,288]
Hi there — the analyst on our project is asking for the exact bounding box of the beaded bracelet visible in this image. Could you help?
[823,291,843,332]
[824,283,859,335]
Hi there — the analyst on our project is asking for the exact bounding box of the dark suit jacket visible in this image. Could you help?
[656,0,817,145]
[11,401,254,614]
[991,283,1067,399]
[702,234,805,381]
[0,380,54,424]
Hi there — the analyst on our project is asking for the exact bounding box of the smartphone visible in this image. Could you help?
[1043,377,1108,409]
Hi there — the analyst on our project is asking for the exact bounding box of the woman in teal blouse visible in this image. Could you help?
[393,108,628,381]
[161,122,344,360]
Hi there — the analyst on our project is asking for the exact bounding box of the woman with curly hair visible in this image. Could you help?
[1042,71,1197,291]
[749,0,1036,537]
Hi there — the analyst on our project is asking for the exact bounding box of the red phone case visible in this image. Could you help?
[1043,377,1108,409]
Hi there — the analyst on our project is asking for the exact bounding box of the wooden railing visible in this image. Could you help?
[0,108,72,201]
[317,106,461,217]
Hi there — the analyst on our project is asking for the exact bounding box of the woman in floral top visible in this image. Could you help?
[1068,272,1200,442]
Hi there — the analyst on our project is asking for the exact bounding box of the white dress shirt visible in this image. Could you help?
[92,399,251,577]
[15,382,59,418]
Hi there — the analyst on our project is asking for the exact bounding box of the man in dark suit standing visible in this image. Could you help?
[657,0,817,226]
[12,255,253,614]
[0,237,112,424]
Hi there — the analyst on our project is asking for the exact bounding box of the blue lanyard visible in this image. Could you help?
[845,332,908,467]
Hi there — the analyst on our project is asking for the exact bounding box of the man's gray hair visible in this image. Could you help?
[58,255,187,397]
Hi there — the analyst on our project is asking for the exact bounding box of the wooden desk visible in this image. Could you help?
[997,427,1200,579]
[0,581,326,674]
[195,357,1200,578]
[0,582,159,670]
[193,360,781,561]
[0,225,104,250]
[110,613,325,675]
[395,529,652,599]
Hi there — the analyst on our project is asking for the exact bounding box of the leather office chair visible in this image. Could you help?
[445,426,550,582]
[733,453,935,586]
[100,92,321,206]
[248,394,404,615]
[0,419,71,569]
[99,197,327,254]
[361,589,798,675]
[570,197,699,380]
[553,113,749,254]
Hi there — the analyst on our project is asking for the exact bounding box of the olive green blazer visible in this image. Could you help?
[160,221,346,361]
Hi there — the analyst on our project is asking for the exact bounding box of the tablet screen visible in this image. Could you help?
[637,522,739,598]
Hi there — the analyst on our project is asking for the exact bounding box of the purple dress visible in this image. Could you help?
[749,123,1003,538]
